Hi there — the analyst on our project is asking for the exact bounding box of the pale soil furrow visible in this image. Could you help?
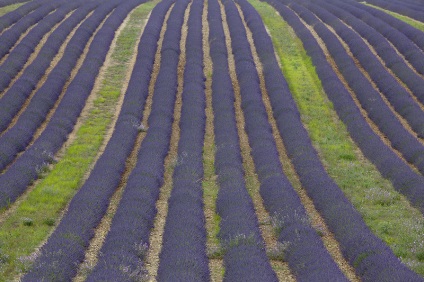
[236,3,360,281]
[0,6,60,61]
[1,9,112,176]
[219,1,292,280]
[8,6,144,282]
[202,1,224,281]
[325,21,424,140]
[384,39,424,107]
[293,10,421,176]
[0,8,94,141]
[0,9,75,100]
[0,11,42,62]
[365,4,424,35]
[339,8,424,82]
[0,9,98,224]
[343,18,424,106]
[144,2,190,280]
[72,8,153,281]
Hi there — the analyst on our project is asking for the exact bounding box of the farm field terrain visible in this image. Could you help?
[0,0,423,281]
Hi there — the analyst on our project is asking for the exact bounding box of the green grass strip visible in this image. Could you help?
[0,3,24,17]
[363,3,424,32]
[249,0,424,275]
[0,1,157,280]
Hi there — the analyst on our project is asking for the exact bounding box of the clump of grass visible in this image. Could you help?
[366,187,399,206]
[207,244,224,259]
[267,241,290,261]
[43,218,55,226]
[17,251,39,272]
[21,217,33,227]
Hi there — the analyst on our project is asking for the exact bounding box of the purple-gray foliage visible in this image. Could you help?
[288,0,424,175]
[0,0,68,60]
[18,3,156,280]
[319,0,424,99]
[355,0,424,22]
[0,0,50,31]
[347,1,424,52]
[0,0,123,210]
[0,1,100,173]
[256,0,424,280]
[208,0,278,280]
[227,0,348,280]
[275,0,424,214]
[0,1,86,94]
[294,0,424,140]
[327,0,424,77]
[85,0,197,280]
[0,0,38,8]
[157,1,210,280]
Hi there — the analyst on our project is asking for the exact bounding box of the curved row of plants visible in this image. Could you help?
[359,0,424,22]
[263,0,424,280]
[284,0,424,176]
[0,0,101,172]
[274,0,424,215]
[327,0,424,77]
[252,0,424,275]
[0,0,423,280]
[0,0,67,57]
[157,0,210,280]
[0,0,124,209]
[225,0,349,279]
[0,1,160,280]
[0,1,89,95]
[21,0,178,280]
[208,0,277,279]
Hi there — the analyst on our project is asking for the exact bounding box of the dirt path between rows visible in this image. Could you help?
[72,7,155,281]
[144,3,189,280]
[220,0,295,280]
[240,7,360,279]
[202,1,224,281]
[291,7,421,176]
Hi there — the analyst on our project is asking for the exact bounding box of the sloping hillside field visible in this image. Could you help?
[0,0,423,280]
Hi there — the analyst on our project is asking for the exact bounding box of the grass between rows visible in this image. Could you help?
[0,2,157,280]
[0,3,24,17]
[364,3,424,32]
[250,0,424,275]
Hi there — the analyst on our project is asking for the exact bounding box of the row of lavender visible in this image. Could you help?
[208,0,277,279]
[282,2,424,174]
[0,0,77,94]
[290,0,424,175]
[348,1,424,51]
[260,0,424,280]
[0,0,66,58]
[0,0,101,172]
[21,0,175,280]
[0,0,31,8]
[358,0,424,22]
[3,0,423,280]
[156,0,210,280]
[223,0,348,279]
[276,0,424,214]
[84,0,176,279]
[0,0,143,209]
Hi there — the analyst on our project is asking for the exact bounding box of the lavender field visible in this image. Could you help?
[0,0,423,280]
